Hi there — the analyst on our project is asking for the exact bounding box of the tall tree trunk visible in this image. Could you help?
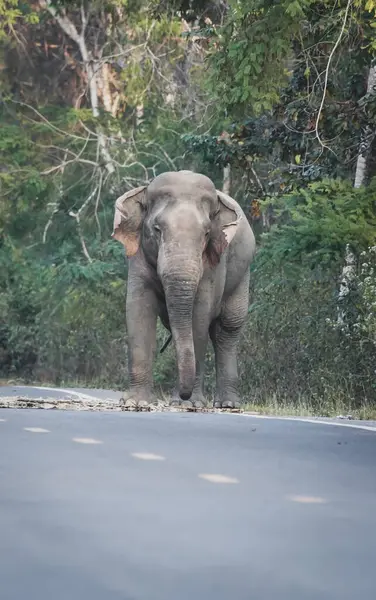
[337,63,376,324]
[99,62,114,115]
[136,104,144,128]
[39,0,115,175]
[353,64,376,189]
[223,164,231,195]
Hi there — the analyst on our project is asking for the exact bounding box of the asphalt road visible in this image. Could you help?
[0,384,124,402]
[1,392,376,599]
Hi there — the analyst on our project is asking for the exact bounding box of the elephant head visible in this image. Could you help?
[112,170,242,400]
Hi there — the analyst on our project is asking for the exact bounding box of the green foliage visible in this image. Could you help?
[206,0,305,114]
[258,178,376,269]
[187,0,376,201]
[206,0,376,115]
[0,231,131,384]
[356,246,376,343]
[0,0,22,29]
[238,259,376,410]
[235,180,376,408]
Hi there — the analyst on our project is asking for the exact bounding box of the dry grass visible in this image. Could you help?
[2,378,376,420]
[242,396,376,421]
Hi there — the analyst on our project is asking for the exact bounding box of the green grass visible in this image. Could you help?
[242,396,376,421]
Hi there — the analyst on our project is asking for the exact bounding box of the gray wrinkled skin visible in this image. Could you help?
[112,170,256,409]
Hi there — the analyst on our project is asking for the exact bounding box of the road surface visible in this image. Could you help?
[0,387,376,599]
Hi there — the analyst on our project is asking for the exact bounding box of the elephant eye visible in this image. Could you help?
[153,225,161,233]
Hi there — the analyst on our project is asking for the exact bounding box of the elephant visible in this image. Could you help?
[112,170,256,409]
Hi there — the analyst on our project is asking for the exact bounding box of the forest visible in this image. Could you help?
[1,0,376,417]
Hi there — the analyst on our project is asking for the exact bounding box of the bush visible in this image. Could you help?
[234,179,376,412]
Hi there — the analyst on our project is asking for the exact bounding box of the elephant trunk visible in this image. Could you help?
[160,255,201,401]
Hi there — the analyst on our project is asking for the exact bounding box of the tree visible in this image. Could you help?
[0,0,220,384]
[182,2,375,196]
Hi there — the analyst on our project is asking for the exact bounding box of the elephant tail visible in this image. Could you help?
[159,333,173,354]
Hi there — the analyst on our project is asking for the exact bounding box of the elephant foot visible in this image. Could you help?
[120,390,157,411]
[214,393,241,410]
[170,391,208,410]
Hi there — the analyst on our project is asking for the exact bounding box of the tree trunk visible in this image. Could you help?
[223,164,231,195]
[99,62,114,115]
[338,62,376,324]
[40,0,115,175]
[136,104,144,128]
[353,64,376,189]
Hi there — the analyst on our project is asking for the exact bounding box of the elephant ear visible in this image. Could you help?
[112,186,147,257]
[206,190,243,268]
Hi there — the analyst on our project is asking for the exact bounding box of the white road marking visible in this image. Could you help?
[199,473,239,484]
[240,413,376,432]
[0,418,6,422]
[288,495,327,504]
[131,452,165,461]
[72,437,103,444]
[24,427,50,433]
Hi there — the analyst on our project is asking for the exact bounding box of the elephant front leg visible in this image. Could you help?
[210,273,250,409]
[123,279,158,408]
[210,322,242,409]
